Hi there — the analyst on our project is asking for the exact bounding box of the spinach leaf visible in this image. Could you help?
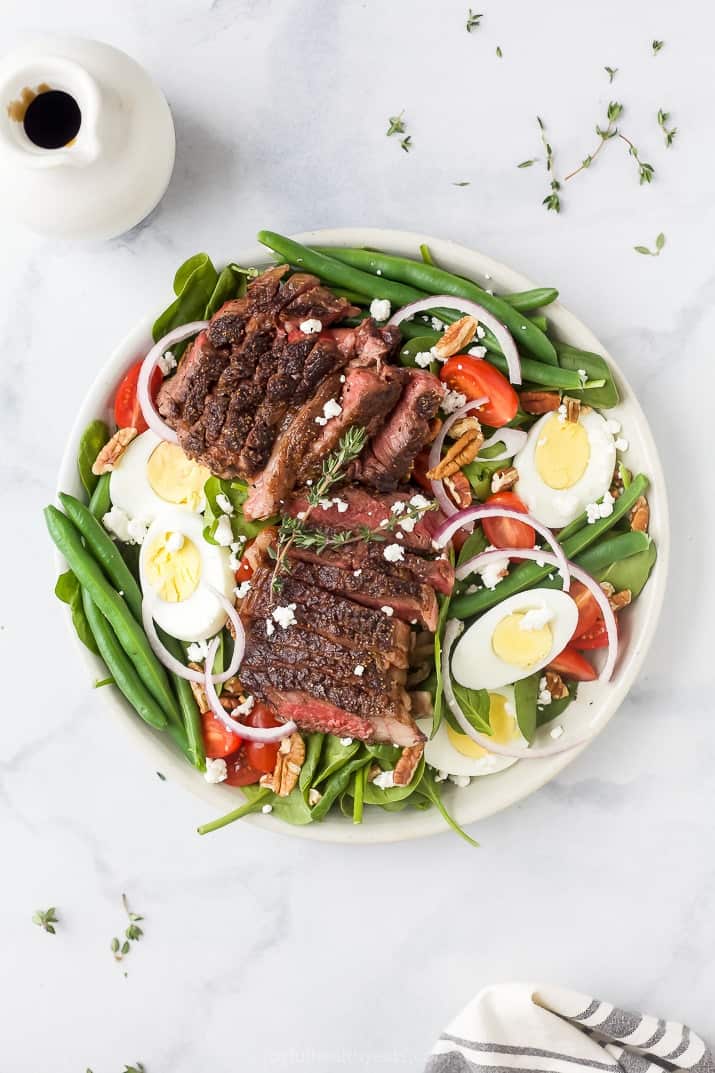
[54,570,98,654]
[431,548,456,738]
[462,453,506,501]
[364,743,402,767]
[536,683,578,727]
[311,755,371,821]
[555,343,619,409]
[456,527,488,570]
[77,420,109,498]
[399,335,439,372]
[204,265,243,319]
[449,683,491,735]
[299,733,325,792]
[313,735,360,786]
[240,783,313,825]
[153,253,219,346]
[363,753,425,805]
[203,476,274,544]
[415,768,479,846]
[597,541,656,598]
[514,674,538,743]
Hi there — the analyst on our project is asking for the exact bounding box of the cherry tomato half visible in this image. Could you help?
[114,360,162,432]
[201,711,242,759]
[440,355,518,428]
[570,580,602,638]
[234,539,255,584]
[575,619,610,650]
[548,645,597,682]
[223,702,282,785]
[481,491,535,550]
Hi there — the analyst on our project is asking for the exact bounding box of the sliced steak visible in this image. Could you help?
[354,369,445,490]
[283,557,439,630]
[287,534,454,596]
[254,688,425,747]
[287,485,437,554]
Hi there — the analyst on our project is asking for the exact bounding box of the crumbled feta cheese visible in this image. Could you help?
[479,557,509,590]
[272,603,298,629]
[373,769,395,789]
[261,803,273,814]
[430,316,444,331]
[414,351,433,368]
[318,498,333,510]
[165,531,184,553]
[476,325,485,339]
[353,665,365,677]
[308,788,322,806]
[353,569,362,577]
[379,518,390,528]
[339,737,353,746]
[577,368,587,383]
[126,516,150,545]
[435,769,448,783]
[369,298,391,321]
[538,687,552,706]
[299,318,322,334]
[557,403,567,422]
[586,490,615,524]
[266,618,275,637]
[390,500,406,515]
[615,437,629,451]
[204,758,228,783]
[468,345,487,358]
[410,494,431,511]
[383,543,405,563]
[102,505,132,543]
[158,349,177,375]
[235,580,252,599]
[213,515,234,546]
[398,515,417,532]
[232,694,255,717]
[449,773,471,788]
[605,418,622,435]
[187,639,209,662]
[442,389,467,415]
[550,725,564,740]
[315,397,343,425]
[376,269,382,276]
[519,605,554,631]
[215,492,234,515]
[333,497,348,513]
[380,605,395,616]
[395,531,404,540]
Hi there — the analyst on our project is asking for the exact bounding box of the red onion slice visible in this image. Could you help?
[204,637,297,743]
[141,586,246,685]
[442,619,604,759]
[479,428,528,460]
[137,321,209,443]
[428,397,488,518]
[387,295,522,385]
[434,505,571,591]
[453,549,617,681]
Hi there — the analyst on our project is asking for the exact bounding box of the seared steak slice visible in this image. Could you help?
[278,273,359,326]
[242,567,411,668]
[283,557,439,630]
[355,369,445,490]
[287,485,437,554]
[286,533,454,596]
[253,688,425,747]
[157,330,229,427]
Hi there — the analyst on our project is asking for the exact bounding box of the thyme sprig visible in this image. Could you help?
[652,39,665,56]
[466,9,483,32]
[386,112,406,137]
[618,134,655,183]
[657,108,677,147]
[604,66,618,83]
[537,116,561,212]
[111,893,144,963]
[634,232,666,256]
[564,101,623,181]
[33,907,58,934]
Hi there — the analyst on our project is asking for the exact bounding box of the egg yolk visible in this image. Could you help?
[447,693,520,758]
[534,414,590,490]
[144,531,201,602]
[492,611,552,668]
[147,443,210,511]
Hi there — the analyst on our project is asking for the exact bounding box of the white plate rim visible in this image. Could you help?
[55,227,670,844]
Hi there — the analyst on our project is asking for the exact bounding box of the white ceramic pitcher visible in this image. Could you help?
[0,35,176,240]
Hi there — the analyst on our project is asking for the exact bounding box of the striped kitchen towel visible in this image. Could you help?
[425,983,713,1073]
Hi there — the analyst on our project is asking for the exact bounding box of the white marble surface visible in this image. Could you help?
[1,1,712,1069]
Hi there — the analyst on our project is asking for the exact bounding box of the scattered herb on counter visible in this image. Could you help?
[386,111,406,137]
[496,45,503,57]
[33,907,59,934]
[452,180,471,186]
[634,233,666,256]
[466,8,483,32]
[564,101,623,182]
[156,771,166,781]
[618,134,655,183]
[123,1064,146,1073]
[111,893,144,962]
[517,159,535,168]
[537,116,561,212]
[400,135,412,153]
[657,109,677,147]
[604,65,618,82]
[652,39,664,55]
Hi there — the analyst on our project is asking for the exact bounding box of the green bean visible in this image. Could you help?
[510,532,651,597]
[502,287,559,312]
[307,242,557,365]
[59,493,143,622]
[450,474,649,618]
[528,314,548,332]
[197,788,273,835]
[330,287,368,305]
[88,473,111,519]
[44,505,179,721]
[420,243,435,265]
[157,627,206,771]
[81,589,167,731]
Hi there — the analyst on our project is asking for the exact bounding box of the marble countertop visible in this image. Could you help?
[2,1,712,1069]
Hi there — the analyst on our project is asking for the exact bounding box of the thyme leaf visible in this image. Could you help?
[466,9,483,32]
[657,108,677,147]
[604,66,618,82]
[32,907,58,934]
[634,233,665,256]
[652,39,664,56]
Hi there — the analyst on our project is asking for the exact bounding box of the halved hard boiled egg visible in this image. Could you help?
[451,588,578,691]
[417,685,528,777]
[513,409,616,527]
[139,510,235,641]
[110,430,211,523]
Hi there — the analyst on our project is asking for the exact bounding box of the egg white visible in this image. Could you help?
[513,409,616,527]
[110,430,207,523]
[139,509,235,641]
[451,588,578,691]
[418,685,527,777]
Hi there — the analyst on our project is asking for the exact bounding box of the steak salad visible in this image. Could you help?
[47,233,657,842]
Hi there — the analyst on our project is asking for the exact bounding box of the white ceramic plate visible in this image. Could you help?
[56,228,669,843]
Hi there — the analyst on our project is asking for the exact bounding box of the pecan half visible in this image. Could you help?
[490,465,519,494]
[260,732,305,796]
[187,663,209,713]
[393,743,425,787]
[443,470,472,509]
[431,315,478,360]
[630,495,650,533]
[447,414,482,440]
[91,427,137,475]
[609,588,632,612]
[564,396,581,424]
[544,670,569,701]
[520,390,561,415]
[426,426,483,480]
